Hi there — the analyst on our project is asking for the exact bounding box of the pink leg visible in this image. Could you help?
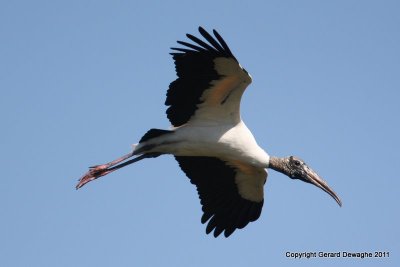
[76,152,160,189]
[76,152,134,189]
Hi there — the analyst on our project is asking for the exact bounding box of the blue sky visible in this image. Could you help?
[1,1,399,266]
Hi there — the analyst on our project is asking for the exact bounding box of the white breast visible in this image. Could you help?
[160,121,270,168]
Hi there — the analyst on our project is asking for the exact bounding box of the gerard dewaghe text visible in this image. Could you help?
[286,251,390,259]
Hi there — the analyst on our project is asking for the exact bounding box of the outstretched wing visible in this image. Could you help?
[166,27,252,127]
[175,156,267,238]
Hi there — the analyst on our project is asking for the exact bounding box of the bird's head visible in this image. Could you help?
[269,156,342,206]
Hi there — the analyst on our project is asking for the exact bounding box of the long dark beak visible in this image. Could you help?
[302,167,342,207]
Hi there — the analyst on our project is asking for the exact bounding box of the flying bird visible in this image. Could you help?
[76,27,342,238]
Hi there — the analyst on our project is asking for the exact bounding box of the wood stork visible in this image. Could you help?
[76,27,342,238]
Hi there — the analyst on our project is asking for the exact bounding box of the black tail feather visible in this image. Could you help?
[139,129,173,143]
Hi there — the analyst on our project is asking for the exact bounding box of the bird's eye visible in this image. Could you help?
[294,160,300,166]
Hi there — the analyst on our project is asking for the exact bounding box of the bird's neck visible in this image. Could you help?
[268,156,288,175]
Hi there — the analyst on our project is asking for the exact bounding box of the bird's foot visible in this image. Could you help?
[76,164,112,189]
[76,152,135,190]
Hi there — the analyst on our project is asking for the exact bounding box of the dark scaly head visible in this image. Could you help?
[269,156,342,206]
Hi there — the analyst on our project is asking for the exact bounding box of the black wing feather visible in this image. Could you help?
[186,33,218,52]
[198,27,226,54]
[175,40,207,52]
[212,29,235,59]
[175,156,263,238]
[165,27,238,127]
[170,47,196,53]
